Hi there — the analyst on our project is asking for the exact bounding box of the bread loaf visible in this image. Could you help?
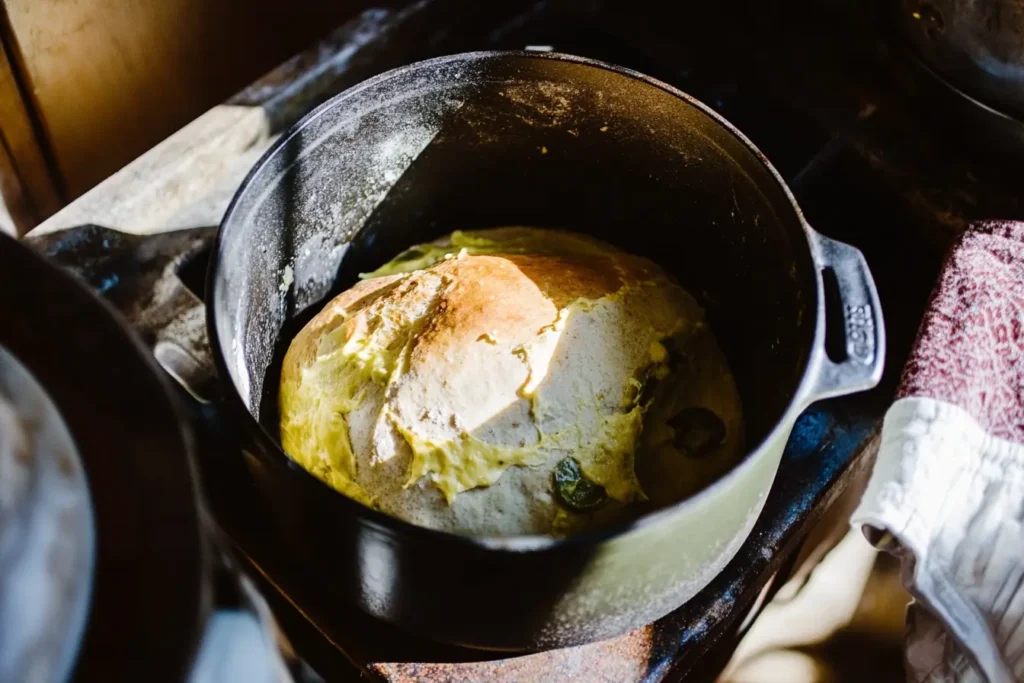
[279,228,742,536]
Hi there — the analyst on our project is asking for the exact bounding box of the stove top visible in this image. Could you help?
[27,0,1023,679]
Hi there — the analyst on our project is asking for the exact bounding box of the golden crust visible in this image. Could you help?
[281,273,404,391]
[398,247,669,369]
[407,255,559,365]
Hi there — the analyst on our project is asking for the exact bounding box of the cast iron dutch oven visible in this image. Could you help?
[0,233,208,681]
[1,235,298,682]
[207,51,885,650]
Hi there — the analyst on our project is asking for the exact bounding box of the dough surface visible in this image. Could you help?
[279,228,743,535]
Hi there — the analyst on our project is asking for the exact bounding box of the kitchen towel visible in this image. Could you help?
[852,220,1024,683]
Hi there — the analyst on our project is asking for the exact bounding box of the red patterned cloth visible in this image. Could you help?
[853,221,1024,683]
[899,221,1024,442]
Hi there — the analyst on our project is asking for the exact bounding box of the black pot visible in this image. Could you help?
[0,233,208,681]
[208,51,884,650]
[1,233,297,682]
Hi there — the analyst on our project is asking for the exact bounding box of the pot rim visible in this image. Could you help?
[209,49,827,553]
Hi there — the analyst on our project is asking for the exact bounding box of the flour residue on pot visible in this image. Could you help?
[286,95,465,312]
[499,80,581,128]
[533,483,769,647]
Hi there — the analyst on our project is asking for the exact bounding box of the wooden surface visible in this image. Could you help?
[1,0,371,205]
[29,1,533,239]
[27,7,413,238]
[0,29,60,233]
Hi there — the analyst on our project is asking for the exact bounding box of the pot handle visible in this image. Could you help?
[153,297,220,405]
[806,229,886,402]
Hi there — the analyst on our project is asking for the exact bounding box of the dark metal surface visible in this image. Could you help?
[899,0,1024,120]
[901,44,1024,162]
[745,0,1024,230]
[0,233,210,682]
[29,225,219,401]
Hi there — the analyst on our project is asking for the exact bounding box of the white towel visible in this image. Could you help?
[852,221,1024,682]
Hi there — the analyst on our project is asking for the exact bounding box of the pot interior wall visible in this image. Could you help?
[213,53,816,454]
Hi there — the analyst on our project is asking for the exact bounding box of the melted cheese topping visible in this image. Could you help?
[279,228,707,525]
[394,420,545,504]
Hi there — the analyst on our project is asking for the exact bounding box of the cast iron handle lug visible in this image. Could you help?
[806,228,886,402]
[150,251,222,404]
